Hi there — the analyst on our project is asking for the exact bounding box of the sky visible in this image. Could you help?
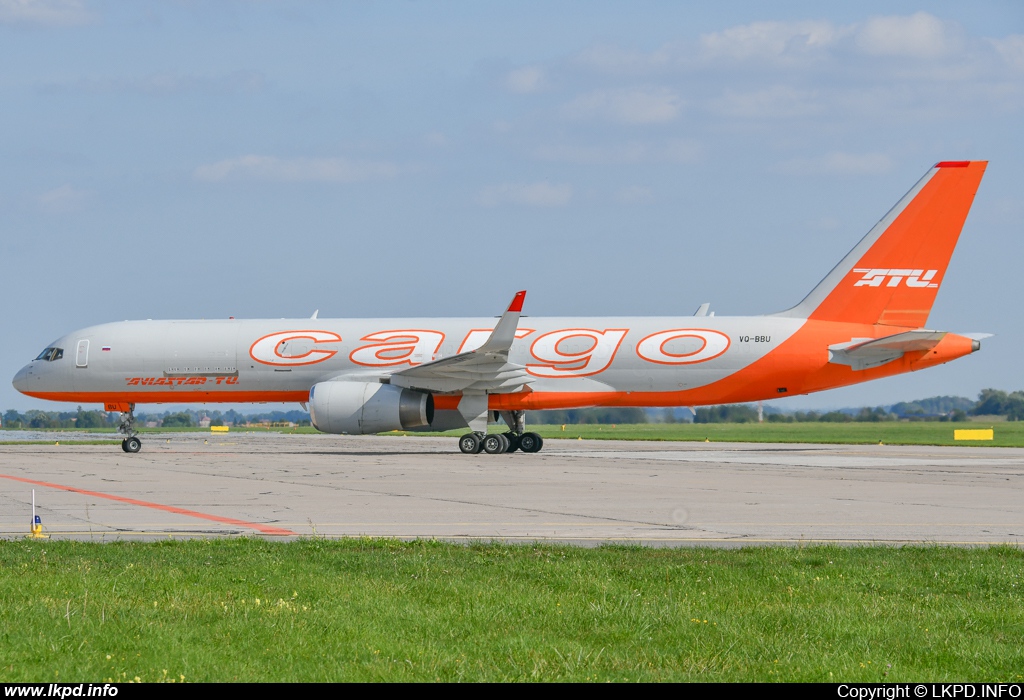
[1,0,1022,413]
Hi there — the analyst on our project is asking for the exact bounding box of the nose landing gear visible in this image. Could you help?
[117,405,142,453]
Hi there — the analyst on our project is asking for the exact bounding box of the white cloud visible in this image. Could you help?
[572,21,842,74]
[700,20,840,61]
[990,35,1024,72]
[561,87,682,124]
[193,155,400,183]
[477,182,572,207]
[778,152,894,175]
[0,0,90,25]
[533,138,702,165]
[505,65,546,93]
[855,12,960,59]
[536,14,1023,132]
[570,13,992,76]
[36,184,88,212]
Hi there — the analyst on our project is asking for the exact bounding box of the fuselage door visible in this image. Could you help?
[76,339,89,368]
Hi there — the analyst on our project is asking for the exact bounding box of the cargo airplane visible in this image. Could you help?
[13,161,988,454]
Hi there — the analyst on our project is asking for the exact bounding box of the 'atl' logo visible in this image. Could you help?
[853,268,939,288]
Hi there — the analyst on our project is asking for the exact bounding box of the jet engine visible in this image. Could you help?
[308,381,434,434]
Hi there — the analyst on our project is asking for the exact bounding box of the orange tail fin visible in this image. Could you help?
[779,161,987,327]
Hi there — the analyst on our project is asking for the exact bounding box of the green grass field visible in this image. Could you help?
[1,539,1021,682]
[404,421,1024,447]
[524,421,1024,447]
[4,421,1023,447]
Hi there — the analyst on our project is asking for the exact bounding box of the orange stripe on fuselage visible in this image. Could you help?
[20,390,312,405]
[24,325,976,412]
[489,321,976,410]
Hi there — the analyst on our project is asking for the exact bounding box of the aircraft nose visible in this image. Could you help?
[12,364,32,394]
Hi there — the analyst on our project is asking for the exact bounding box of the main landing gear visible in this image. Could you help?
[118,405,142,453]
[457,409,543,455]
[457,431,544,455]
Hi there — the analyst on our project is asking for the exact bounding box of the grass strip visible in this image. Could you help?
[403,421,1024,447]
[0,539,1021,682]
[6,422,1024,446]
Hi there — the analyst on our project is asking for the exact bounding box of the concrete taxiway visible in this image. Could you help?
[0,433,1021,545]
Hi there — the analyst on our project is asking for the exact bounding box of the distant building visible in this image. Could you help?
[198,415,211,428]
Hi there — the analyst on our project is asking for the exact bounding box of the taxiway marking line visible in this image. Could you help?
[0,472,296,536]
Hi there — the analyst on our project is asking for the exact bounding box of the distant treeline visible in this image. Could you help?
[139,409,312,428]
[1,407,312,429]
[699,405,909,424]
[692,389,1024,424]
[2,407,118,430]
[4,389,1022,428]
[531,408,649,425]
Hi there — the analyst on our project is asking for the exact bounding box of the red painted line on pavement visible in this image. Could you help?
[0,473,295,536]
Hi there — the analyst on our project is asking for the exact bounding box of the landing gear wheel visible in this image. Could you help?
[117,404,140,453]
[503,432,520,453]
[482,433,509,455]
[519,432,543,453]
[459,433,482,454]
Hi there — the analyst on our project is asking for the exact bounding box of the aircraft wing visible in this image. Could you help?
[389,291,531,394]
[828,330,946,371]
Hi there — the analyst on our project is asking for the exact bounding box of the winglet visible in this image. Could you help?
[507,290,526,313]
[476,291,526,355]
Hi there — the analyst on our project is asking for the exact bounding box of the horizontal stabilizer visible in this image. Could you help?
[829,330,946,371]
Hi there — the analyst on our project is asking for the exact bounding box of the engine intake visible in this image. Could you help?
[309,381,433,434]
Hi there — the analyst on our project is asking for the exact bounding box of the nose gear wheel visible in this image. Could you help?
[117,404,143,453]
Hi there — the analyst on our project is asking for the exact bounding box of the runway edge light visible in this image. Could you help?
[28,489,48,539]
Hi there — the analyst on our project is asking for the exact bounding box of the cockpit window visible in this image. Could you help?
[34,347,64,362]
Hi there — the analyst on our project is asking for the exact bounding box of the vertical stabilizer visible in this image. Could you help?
[778,161,986,327]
